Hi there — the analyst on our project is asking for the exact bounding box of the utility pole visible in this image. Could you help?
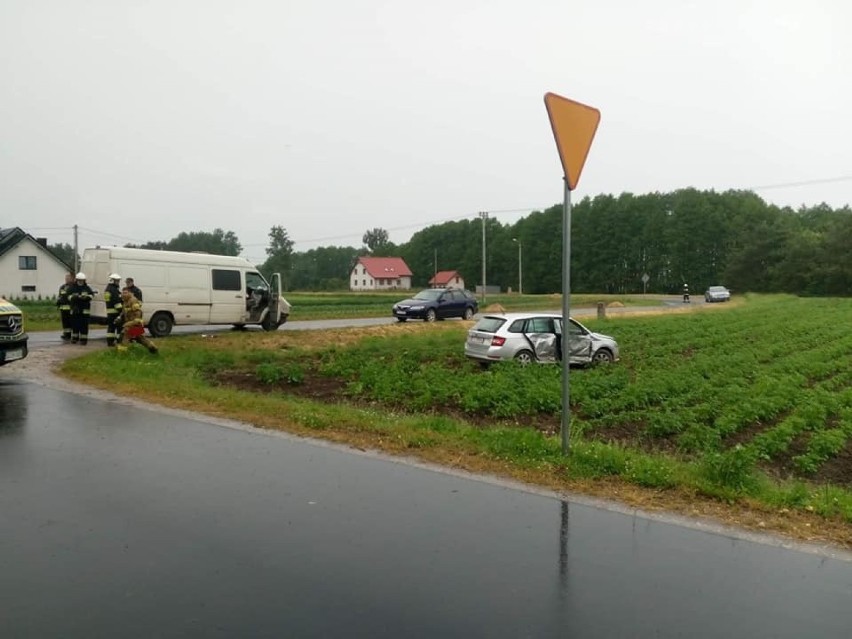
[513,238,523,295]
[73,224,79,273]
[479,211,488,304]
[434,248,437,279]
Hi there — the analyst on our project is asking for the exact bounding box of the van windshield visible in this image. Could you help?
[246,272,268,290]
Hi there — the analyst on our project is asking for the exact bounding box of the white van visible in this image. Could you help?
[81,247,290,337]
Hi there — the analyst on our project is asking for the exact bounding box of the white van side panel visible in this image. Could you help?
[166,265,211,324]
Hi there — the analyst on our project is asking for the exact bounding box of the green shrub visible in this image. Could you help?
[699,445,759,492]
[256,363,284,385]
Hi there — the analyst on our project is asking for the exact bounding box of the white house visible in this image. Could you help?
[0,228,72,300]
[428,270,465,290]
[350,256,412,291]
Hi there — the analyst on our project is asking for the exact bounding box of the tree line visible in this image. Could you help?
[118,189,852,295]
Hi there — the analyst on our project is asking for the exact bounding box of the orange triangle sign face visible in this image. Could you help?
[544,92,601,191]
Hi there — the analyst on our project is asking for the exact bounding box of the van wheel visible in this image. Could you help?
[261,314,278,332]
[148,312,173,337]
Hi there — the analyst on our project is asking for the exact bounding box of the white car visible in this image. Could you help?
[464,312,619,366]
[704,286,731,303]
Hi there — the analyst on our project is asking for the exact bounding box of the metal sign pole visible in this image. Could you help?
[561,180,572,454]
[479,211,488,304]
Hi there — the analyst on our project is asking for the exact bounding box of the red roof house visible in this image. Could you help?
[350,256,413,291]
[428,270,465,289]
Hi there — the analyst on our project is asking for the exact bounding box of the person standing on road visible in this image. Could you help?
[68,272,94,345]
[104,273,123,347]
[57,272,74,341]
[116,288,158,354]
[125,277,143,302]
[683,284,690,303]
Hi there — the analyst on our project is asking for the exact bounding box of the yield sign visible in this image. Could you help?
[544,92,601,190]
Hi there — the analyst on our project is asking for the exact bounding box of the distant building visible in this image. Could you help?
[0,227,72,300]
[428,270,465,290]
[350,256,413,291]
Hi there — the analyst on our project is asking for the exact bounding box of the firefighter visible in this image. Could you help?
[104,273,123,347]
[116,288,158,354]
[683,283,690,303]
[68,272,95,345]
[57,272,74,341]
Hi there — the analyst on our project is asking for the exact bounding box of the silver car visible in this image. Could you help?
[464,312,620,366]
[704,286,731,303]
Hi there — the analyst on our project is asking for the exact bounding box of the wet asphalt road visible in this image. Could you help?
[1,382,851,638]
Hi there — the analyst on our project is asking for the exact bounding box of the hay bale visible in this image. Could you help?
[484,303,506,313]
[607,301,625,308]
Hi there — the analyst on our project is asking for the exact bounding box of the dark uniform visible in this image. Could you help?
[683,284,690,303]
[104,279,123,347]
[57,275,74,341]
[68,276,95,345]
[116,291,158,354]
[125,279,143,302]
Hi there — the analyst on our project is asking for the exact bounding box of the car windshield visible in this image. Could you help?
[414,290,442,301]
[709,286,727,292]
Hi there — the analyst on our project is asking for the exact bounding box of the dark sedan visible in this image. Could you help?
[393,288,479,322]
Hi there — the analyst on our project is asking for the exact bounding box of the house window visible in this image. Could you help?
[362,279,366,286]
[21,285,36,292]
[19,256,37,270]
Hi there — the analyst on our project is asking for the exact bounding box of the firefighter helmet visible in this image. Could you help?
[75,272,87,280]
[109,273,121,282]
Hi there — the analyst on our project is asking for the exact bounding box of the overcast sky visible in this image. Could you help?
[2,0,850,263]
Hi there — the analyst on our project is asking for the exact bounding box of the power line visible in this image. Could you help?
[746,174,852,191]
[240,205,550,248]
[77,226,147,244]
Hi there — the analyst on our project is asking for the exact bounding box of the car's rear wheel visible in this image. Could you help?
[463,307,474,320]
[592,348,614,364]
[514,349,534,365]
[397,317,407,323]
[425,309,436,322]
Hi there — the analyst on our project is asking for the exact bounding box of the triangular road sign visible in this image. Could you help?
[544,92,601,190]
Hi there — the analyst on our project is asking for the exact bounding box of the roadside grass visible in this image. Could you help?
[60,294,852,545]
[15,299,60,332]
[20,291,669,331]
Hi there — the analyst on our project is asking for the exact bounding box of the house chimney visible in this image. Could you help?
[36,237,48,247]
